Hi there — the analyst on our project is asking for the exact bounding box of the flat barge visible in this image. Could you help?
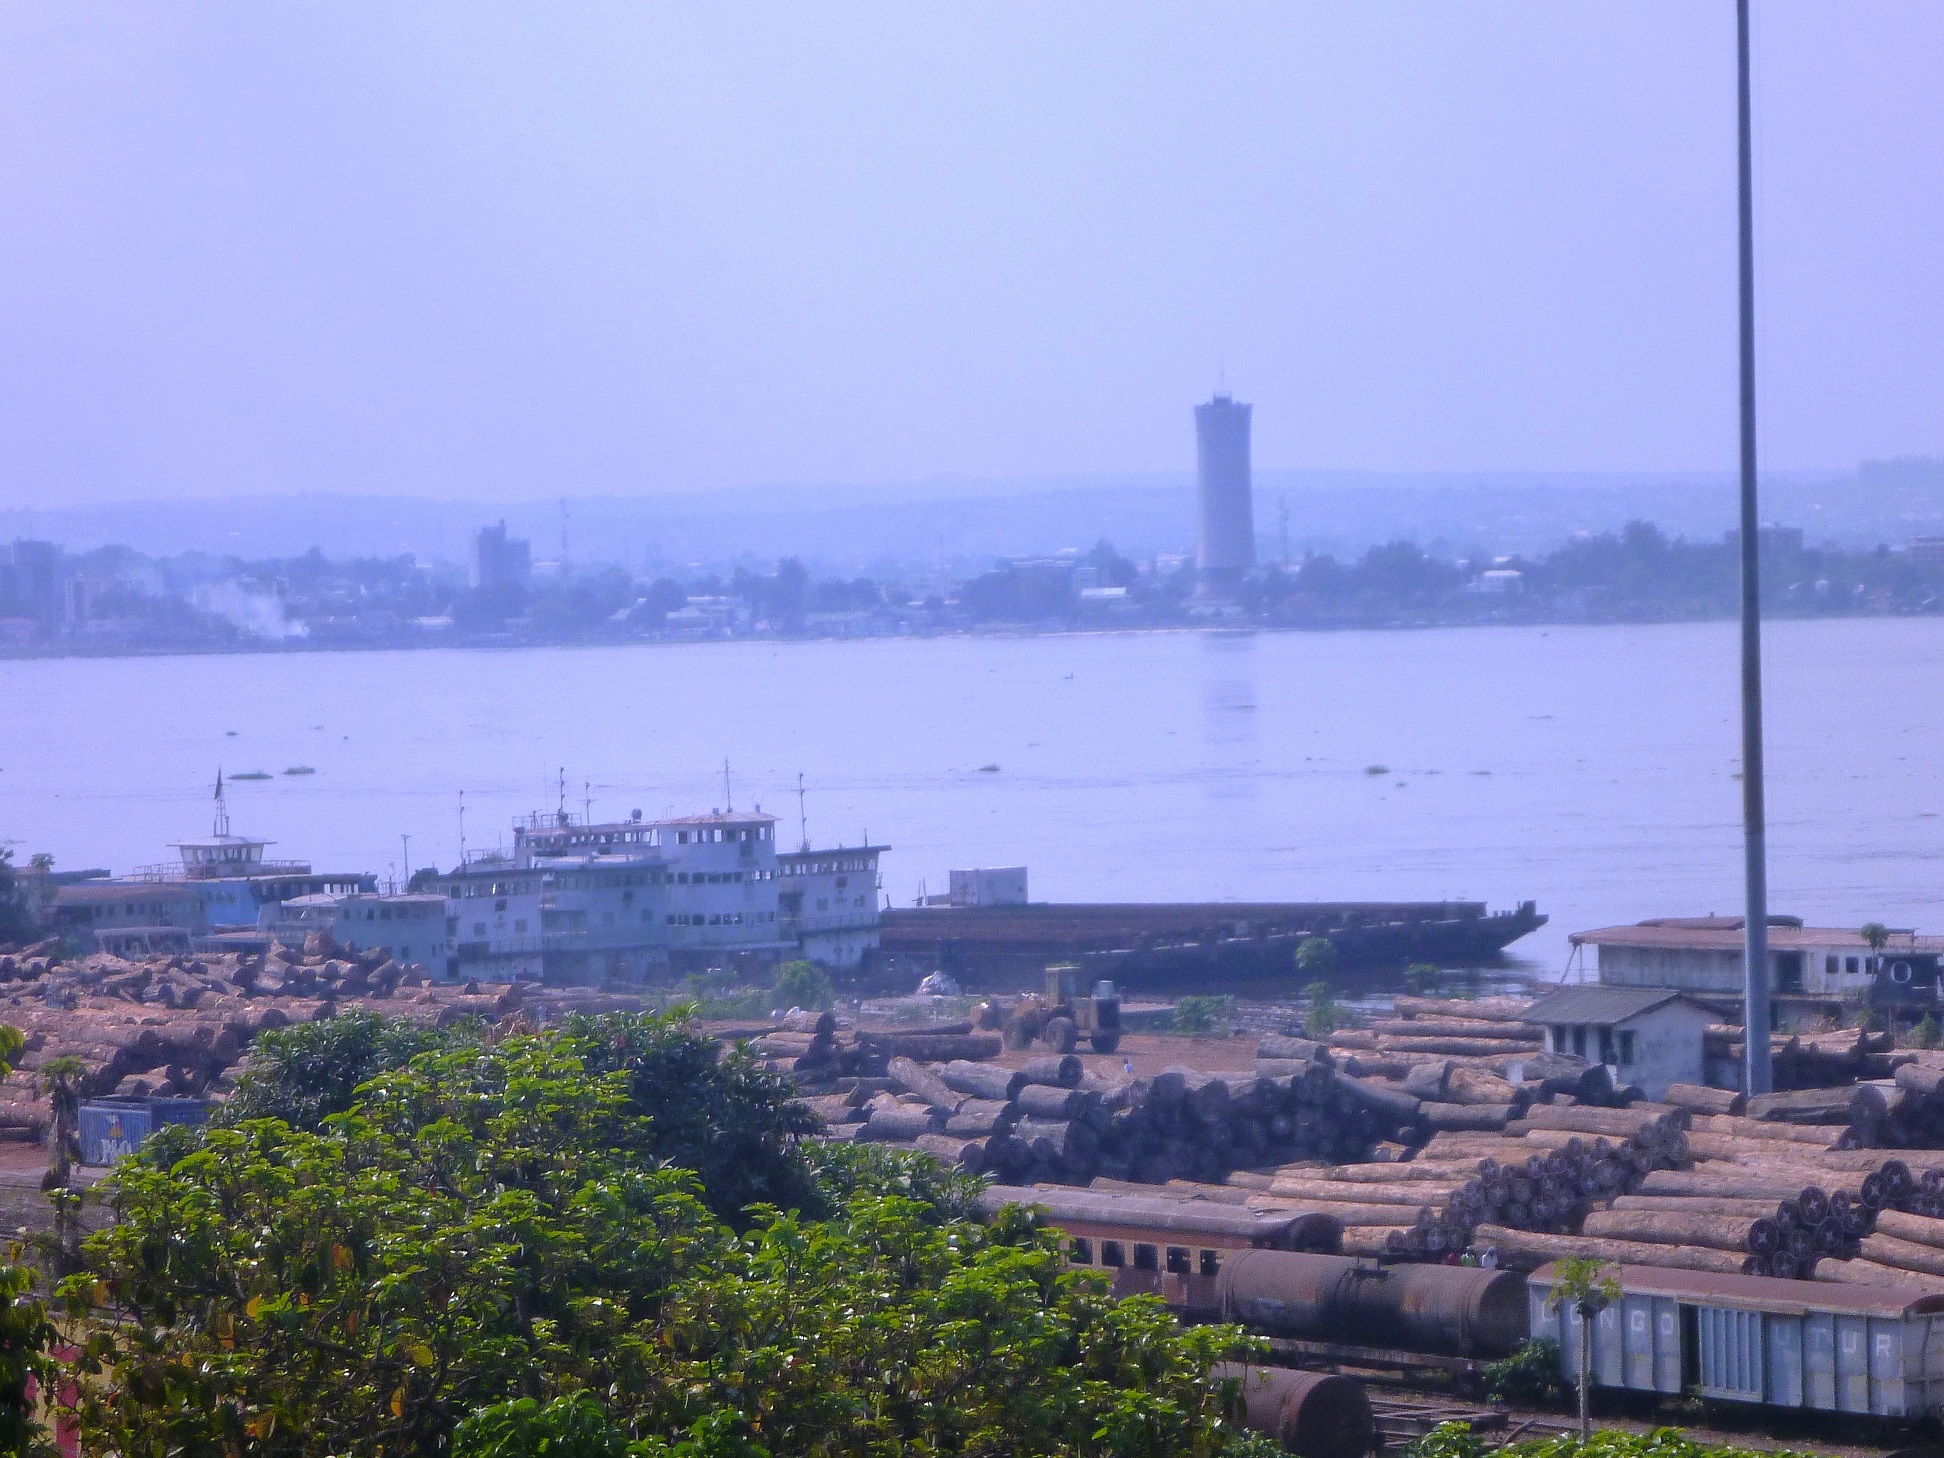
[878,899,1545,987]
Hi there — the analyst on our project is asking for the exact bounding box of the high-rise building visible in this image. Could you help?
[1194,394,1255,589]
[470,520,532,591]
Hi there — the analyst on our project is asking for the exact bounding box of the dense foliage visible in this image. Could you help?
[57,1011,1253,1458]
[216,1010,460,1131]
[1482,1338,1560,1404]
[1408,1424,1821,1458]
[0,852,35,949]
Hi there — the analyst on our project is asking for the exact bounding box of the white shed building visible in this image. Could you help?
[1524,985,1716,1099]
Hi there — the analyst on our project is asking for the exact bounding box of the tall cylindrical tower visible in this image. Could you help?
[1195,394,1255,589]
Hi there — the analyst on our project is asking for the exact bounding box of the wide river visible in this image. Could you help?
[3,618,1941,980]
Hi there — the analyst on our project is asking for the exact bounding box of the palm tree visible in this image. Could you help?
[1550,1257,1621,1441]
[39,1055,84,1273]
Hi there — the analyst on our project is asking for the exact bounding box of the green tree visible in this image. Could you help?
[62,1020,1253,1458]
[1172,995,1234,1038]
[1549,1257,1621,1440]
[1294,936,1338,976]
[1301,979,1346,1036]
[1861,922,1891,955]
[0,1260,55,1454]
[0,850,35,948]
[216,1009,459,1132]
[771,959,832,1012]
[561,1009,820,1224]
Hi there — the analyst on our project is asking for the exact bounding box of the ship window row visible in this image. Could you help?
[673,870,775,884]
[784,858,875,877]
[354,905,436,922]
[673,827,772,845]
[666,912,777,927]
[1825,955,1870,976]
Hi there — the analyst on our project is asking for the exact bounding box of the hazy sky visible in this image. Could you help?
[2,3,1941,507]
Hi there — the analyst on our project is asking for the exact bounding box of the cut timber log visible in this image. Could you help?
[1639,1169,1820,1200]
[1446,1065,1519,1106]
[939,1061,1027,1102]
[944,1099,1017,1138]
[1691,1114,1842,1146]
[1580,1209,1770,1254]
[1368,1018,1542,1040]
[1746,1085,1886,1126]
[1372,1037,1541,1057]
[1608,1195,1786,1219]
[1019,1054,1083,1089]
[1470,1223,1745,1275]
[1264,1180,1461,1207]
[1340,1226,1414,1258]
[914,1134,986,1174]
[1873,1209,1944,1251]
[1328,1070,1420,1123]
[1420,1102,1512,1132]
[1013,1084,1098,1121]
[1256,1034,1330,1063]
[855,1032,1001,1062]
[1391,996,1536,1023]
[887,1057,963,1112]
[1859,1232,1944,1279]
[1816,1259,1944,1295]
[860,1106,942,1142]
[1012,1117,1094,1162]
[1662,1083,1746,1116]
[1520,1105,1685,1138]
[1245,1197,1429,1227]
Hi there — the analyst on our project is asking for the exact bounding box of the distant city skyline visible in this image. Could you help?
[3,6,1944,509]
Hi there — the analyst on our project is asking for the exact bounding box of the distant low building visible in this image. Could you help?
[1570,914,1938,1002]
[51,882,209,950]
[1524,985,1714,1099]
[946,867,1028,908]
[281,892,453,970]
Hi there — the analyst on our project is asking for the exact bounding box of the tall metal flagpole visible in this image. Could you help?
[1736,0,1773,1096]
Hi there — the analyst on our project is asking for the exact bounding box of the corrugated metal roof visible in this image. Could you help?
[1531,1260,1944,1318]
[1524,985,1712,1026]
[656,812,779,826]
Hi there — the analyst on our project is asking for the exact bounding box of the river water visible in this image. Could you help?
[4,617,1942,981]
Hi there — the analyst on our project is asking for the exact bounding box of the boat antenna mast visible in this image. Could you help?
[797,772,810,852]
[213,768,230,839]
[723,757,733,813]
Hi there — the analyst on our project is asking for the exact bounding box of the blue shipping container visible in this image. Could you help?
[79,1101,153,1166]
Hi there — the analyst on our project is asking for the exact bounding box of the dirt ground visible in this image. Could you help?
[991,1030,1261,1080]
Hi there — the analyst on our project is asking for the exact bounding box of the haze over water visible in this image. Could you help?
[4,617,1940,979]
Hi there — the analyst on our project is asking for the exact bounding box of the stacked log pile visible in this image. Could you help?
[1854,1059,1944,1149]
[742,1016,1004,1085]
[1704,1024,1905,1092]
[808,1059,1428,1187]
[0,944,537,1137]
[1245,1101,1691,1261]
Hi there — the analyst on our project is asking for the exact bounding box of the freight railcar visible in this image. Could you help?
[998,1185,1944,1427]
[1530,1262,1944,1418]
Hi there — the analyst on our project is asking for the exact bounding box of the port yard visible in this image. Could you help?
[10,941,1944,1449]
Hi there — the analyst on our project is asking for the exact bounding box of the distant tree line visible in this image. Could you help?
[23,519,1944,654]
